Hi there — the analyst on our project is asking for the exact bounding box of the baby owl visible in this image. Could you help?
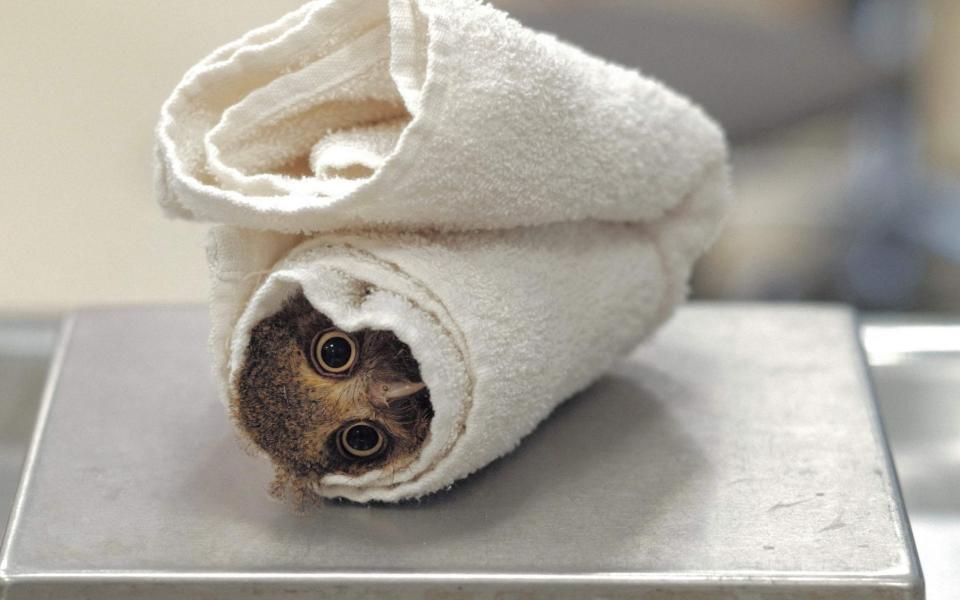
[235,291,434,503]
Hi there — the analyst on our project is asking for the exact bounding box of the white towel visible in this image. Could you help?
[156,0,732,502]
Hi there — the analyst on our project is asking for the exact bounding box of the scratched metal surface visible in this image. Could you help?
[0,305,921,599]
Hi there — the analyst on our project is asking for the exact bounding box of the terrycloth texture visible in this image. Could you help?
[156,0,732,502]
[156,0,727,233]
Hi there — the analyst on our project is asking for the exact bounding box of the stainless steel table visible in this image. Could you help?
[0,305,926,598]
[0,319,58,541]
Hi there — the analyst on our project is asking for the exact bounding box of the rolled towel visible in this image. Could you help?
[156,0,727,234]
[157,0,732,503]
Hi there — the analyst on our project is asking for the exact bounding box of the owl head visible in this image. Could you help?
[234,292,433,502]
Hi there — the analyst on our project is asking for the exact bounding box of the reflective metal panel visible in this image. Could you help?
[0,305,921,598]
[863,318,960,600]
[0,318,59,540]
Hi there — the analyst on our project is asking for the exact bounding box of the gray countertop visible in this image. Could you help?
[0,319,59,540]
[0,304,924,599]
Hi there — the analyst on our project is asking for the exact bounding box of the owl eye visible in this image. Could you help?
[312,329,358,376]
[337,422,386,459]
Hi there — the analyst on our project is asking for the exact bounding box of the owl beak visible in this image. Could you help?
[371,380,427,406]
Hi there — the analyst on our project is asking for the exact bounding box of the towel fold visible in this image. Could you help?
[156,0,732,502]
[156,0,727,233]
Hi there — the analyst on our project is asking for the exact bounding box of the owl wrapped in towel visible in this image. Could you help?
[155,0,732,504]
[238,292,433,501]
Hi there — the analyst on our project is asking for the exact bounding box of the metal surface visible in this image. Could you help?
[862,318,960,600]
[0,305,921,599]
[0,318,59,541]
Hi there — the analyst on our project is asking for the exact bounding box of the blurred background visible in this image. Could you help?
[1,0,959,312]
[0,1,958,597]
[504,0,960,313]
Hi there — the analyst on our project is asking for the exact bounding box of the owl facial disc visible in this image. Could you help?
[234,292,434,503]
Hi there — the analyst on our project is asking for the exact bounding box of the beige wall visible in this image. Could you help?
[922,0,960,174]
[0,1,302,312]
